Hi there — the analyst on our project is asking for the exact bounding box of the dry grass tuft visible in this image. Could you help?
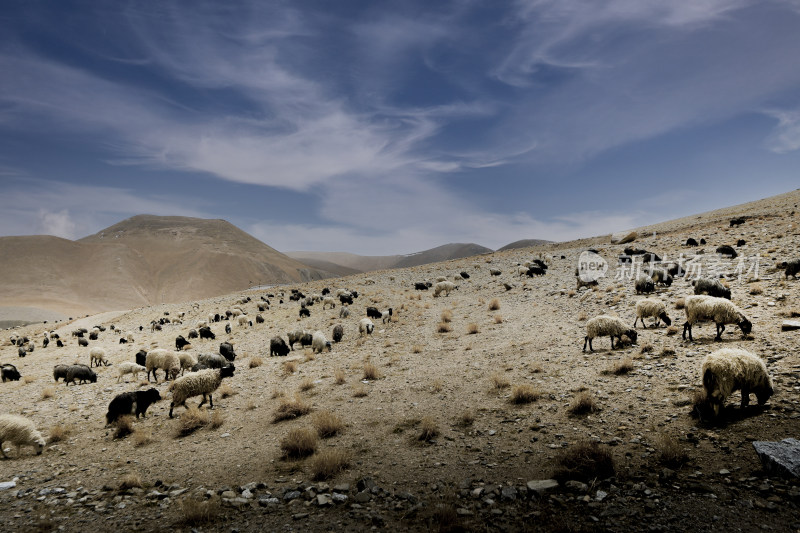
[659,348,676,357]
[304,350,316,362]
[466,322,479,335]
[313,410,344,438]
[456,410,475,427]
[656,434,689,468]
[510,384,540,404]
[210,410,224,429]
[431,379,444,393]
[280,427,318,459]
[569,391,599,415]
[418,417,439,441]
[412,344,423,354]
[749,283,763,295]
[299,377,315,392]
[333,368,346,384]
[553,441,616,482]
[40,387,55,400]
[22,376,36,385]
[48,423,71,443]
[132,428,153,447]
[441,309,453,323]
[283,360,298,374]
[612,357,634,375]
[639,343,654,354]
[666,325,679,336]
[176,407,209,437]
[488,298,501,311]
[568,289,576,297]
[113,415,135,439]
[363,362,381,380]
[272,396,312,423]
[179,496,220,526]
[578,311,588,321]
[675,297,685,309]
[427,503,461,533]
[490,373,510,390]
[248,356,263,368]
[493,314,504,324]
[217,383,236,399]
[352,385,368,398]
[119,473,142,490]
[437,322,452,333]
[310,449,350,480]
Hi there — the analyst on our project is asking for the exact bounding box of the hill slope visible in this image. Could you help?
[497,238,553,251]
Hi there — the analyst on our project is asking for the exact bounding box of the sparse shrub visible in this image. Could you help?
[249,357,263,368]
[612,358,634,375]
[114,415,135,439]
[749,283,763,295]
[569,391,599,415]
[418,417,439,441]
[210,410,224,429]
[363,362,380,380]
[179,496,220,526]
[640,343,654,354]
[494,314,503,324]
[431,379,444,393]
[304,350,316,362]
[578,311,588,321]
[22,376,35,384]
[313,410,344,438]
[488,298,500,311]
[530,363,543,373]
[245,399,257,411]
[218,383,236,398]
[666,325,679,336]
[132,428,153,447]
[490,373,510,390]
[352,385,368,398]
[466,323,479,334]
[272,396,312,423]
[510,384,540,404]
[119,473,142,490]
[283,361,298,374]
[299,377,315,392]
[441,309,453,323]
[553,441,615,482]
[412,344,423,354]
[271,389,285,399]
[280,427,318,458]
[659,348,676,357]
[40,387,55,400]
[311,449,350,480]
[176,407,209,437]
[437,322,452,333]
[675,297,685,310]
[456,411,475,427]
[656,434,689,468]
[48,424,71,443]
[334,368,346,384]
[427,504,461,533]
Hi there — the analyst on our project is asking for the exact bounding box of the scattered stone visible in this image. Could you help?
[316,494,332,506]
[500,486,517,501]
[0,481,16,491]
[781,321,800,332]
[527,479,559,494]
[753,439,800,478]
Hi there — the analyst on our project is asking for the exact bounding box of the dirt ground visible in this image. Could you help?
[1,190,799,532]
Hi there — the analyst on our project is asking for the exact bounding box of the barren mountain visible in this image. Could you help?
[497,238,553,251]
[0,215,330,318]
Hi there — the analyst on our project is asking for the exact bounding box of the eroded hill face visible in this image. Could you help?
[0,215,331,317]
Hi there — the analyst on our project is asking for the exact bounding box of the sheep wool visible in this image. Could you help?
[433,281,456,297]
[178,352,198,375]
[311,331,331,354]
[89,347,110,367]
[116,362,147,383]
[633,299,672,329]
[0,414,46,458]
[169,365,235,418]
[359,318,375,337]
[683,295,752,341]
[702,348,773,416]
[583,315,638,352]
[145,349,181,382]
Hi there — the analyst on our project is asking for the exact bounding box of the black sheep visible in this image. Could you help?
[716,245,737,258]
[332,324,344,343]
[106,388,162,424]
[460,271,470,279]
[78,337,89,347]
[224,323,231,334]
[119,337,128,344]
[56,339,64,348]
[42,337,49,348]
[255,314,264,324]
[526,266,545,276]
[199,326,216,340]
[1,364,20,382]
[18,346,26,357]
[270,336,290,357]
[219,342,236,361]
[366,307,382,319]
[135,350,147,367]
[175,335,190,350]
[187,329,198,339]
[339,294,353,305]
[299,307,310,318]
[65,365,97,385]
[414,282,429,290]
[686,238,698,246]
[300,333,313,348]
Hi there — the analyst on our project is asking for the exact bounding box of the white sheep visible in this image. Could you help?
[381,308,393,323]
[178,352,198,375]
[682,295,752,342]
[702,348,774,416]
[196,320,208,329]
[322,297,337,310]
[89,347,111,367]
[633,299,672,329]
[433,281,456,297]
[116,362,146,383]
[517,266,529,277]
[145,348,181,382]
[168,365,235,417]
[237,315,249,327]
[339,306,350,319]
[583,315,638,352]
[359,318,375,337]
[125,331,134,343]
[435,276,447,283]
[231,308,244,317]
[0,414,46,458]
[311,331,332,353]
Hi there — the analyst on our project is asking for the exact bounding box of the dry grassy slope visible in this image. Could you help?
[0,190,799,532]
[0,215,332,317]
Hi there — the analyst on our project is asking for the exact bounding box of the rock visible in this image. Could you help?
[283,490,301,501]
[611,231,637,244]
[240,489,253,499]
[258,497,279,507]
[331,493,348,503]
[781,321,800,332]
[316,494,332,506]
[752,438,800,478]
[0,481,16,491]
[356,477,377,492]
[564,480,588,492]
[527,479,559,494]
[333,483,350,493]
[500,486,517,501]
[221,490,236,499]
[353,491,371,503]
[595,490,608,501]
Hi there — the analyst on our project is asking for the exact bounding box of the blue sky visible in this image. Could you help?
[1,1,799,255]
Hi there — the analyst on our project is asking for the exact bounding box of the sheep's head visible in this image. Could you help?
[35,436,46,455]
[221,364,236,378]
[626,329,638,345]
[659,312,672,327]
[738,316,752,336]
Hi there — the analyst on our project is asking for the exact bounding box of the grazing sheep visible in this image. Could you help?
[311,331,332,354]
[0,414,46,458]
[197,353,227,369]
[433,281,457,297]
[270,336,290,357]
[219,342,236,361]
[339,306,351,319]
[116,362,147,383]
[583,315,638,352]
[780,259,800,279]
[1,364,20,382]
[692,278,731,300]
[106,388,161,424]
[299,332,313,348]
[135,349,147,367]
[225,323,232,334]
[517,266,529,277]
[187,329,199,340]
[78,337,89,347]
[633,299,672,329]
[686,238,698,246]
[56,340,64,348]
[635,275,655,294]
[489,269,502,276]
[198,326,216,340]
[460,271,470,279]
[118,337,128,344]
[178,352,198,375]
[332,324,344,343]
[299,307,310,318]
[359,318,375,337]
[736,239,746,247]
[729,217,746,227]
[175,335,191,350]
[716,245,737,258]
[237,315,249,327]
[196,320,208,329]
[168,365,236,418]
[255,314,264,324]
[414,282,429,290]
[257,303,268,312]
[65,365,97,385]
[526,266,545,277]
[682,295,752,342]
[287,330,305,350]
[381,308,393,323]
[322,297,336,309]
[89,331,98,341]
[53,364,69,382]
[89,347,110,367]
[339,294,353,305]
[366,307,382,320]
[702,348,773,416]
[650,268,673,287]
[145,349,181,382]
[42,337,49,348]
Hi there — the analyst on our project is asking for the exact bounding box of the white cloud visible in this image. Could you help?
[36,209,77,239]
[764,109,800,153]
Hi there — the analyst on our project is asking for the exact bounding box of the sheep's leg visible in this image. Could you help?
[582,336,589,352]
[741,387,751,408]
[633,318,639,328]
[0,440,6,459]
[609,335,615,350]
[208,394,213,409]
[714,324,724,341]
[198,394,208,408]
[169,402,175,418]
[682,322,693,341]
